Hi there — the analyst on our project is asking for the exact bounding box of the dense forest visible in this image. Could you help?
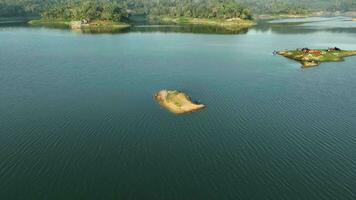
[0,0,58,17]
[41,0,253,21]
[1,0,356,19]
[0,0,253,21]
[41,0,128,22]
[146,0,253,20]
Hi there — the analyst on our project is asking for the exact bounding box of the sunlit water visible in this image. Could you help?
[1,17,356,200]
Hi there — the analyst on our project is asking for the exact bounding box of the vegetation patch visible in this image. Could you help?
[276,48,356,68]
[154,90,205,114]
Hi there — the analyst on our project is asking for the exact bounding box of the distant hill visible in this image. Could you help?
[239,0,356,14]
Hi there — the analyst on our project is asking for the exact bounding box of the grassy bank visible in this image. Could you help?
[29,19,70,26]
[149,16,256,29]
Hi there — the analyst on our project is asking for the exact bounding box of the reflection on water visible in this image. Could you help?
[71,27,131,34]
[129,15,250,34]
[0,17,36,25]
[131,24,249,34]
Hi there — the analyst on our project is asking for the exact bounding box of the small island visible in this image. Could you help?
[154,90,205,114]
[276,48,356,68]
[28,1,130,33]
[148,1,255,30]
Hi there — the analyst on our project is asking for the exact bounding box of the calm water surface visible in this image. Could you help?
[1,17,356,200]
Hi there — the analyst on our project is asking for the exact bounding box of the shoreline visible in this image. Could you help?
[28,19,130,32]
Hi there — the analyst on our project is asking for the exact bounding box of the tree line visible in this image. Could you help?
[1,0,356,19]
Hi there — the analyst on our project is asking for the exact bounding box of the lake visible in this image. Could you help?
[1,17,356,200]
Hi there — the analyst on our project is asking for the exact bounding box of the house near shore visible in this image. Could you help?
[70,19,90,29]
[301,48,322,55]
[328,47,341,51]
[81,19,89,24]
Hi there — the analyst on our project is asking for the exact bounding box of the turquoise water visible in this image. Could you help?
[1,17,356,199]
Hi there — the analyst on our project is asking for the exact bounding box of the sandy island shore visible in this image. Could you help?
[154,90,205,114]
[149,16,256,30]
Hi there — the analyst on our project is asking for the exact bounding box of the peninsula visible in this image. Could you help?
[276,48,356,67]
[154,90,205,114]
